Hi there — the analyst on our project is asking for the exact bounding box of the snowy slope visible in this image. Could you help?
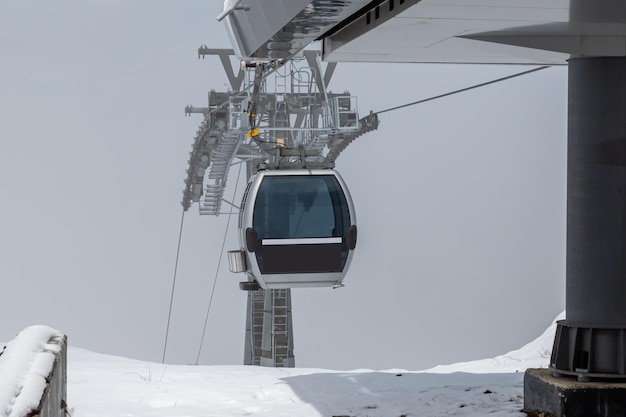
[65,313,562,417]
[68,349,526,417]
[0,315,559,417]
[422,312,563,374]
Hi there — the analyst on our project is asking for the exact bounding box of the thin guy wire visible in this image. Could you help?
[162,210,186,363]
[376,66,550,115]
[195,162,244,365]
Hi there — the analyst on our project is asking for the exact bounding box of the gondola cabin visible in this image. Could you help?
[236,169,357,289]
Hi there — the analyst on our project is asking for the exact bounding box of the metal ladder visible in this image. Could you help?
[260,289,294,367]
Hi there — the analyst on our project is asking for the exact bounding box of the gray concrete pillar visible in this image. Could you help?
[525,56,626,417]
[550,57,626,380]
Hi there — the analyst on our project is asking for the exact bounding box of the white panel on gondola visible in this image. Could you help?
[238,169,357,289]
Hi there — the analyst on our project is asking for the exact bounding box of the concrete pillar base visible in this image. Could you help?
[524,368,626,417]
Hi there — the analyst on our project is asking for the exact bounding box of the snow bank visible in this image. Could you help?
[421,312,564,374]
[0,326,65,417]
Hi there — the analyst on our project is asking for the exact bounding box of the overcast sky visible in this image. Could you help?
[0,0,567,370]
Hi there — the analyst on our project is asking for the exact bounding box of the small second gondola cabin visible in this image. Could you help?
[236,169,357,289]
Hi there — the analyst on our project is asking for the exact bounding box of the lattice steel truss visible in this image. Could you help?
[182,48,378,215]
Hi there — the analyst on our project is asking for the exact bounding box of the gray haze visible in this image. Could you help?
[0,0,566,370]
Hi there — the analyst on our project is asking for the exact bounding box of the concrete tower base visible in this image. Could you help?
[524,369,626,417]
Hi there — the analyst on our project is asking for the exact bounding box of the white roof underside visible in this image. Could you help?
[221,0,626,64]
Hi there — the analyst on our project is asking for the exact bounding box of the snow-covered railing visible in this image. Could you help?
[0,326,67,417]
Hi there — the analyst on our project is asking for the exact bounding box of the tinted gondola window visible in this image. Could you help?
[253,175,350,240]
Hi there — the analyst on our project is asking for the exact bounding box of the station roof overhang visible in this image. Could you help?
[220,0,626,65]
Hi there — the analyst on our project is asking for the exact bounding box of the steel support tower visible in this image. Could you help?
[523,55,626,417]
[549,57,626,381]
[182,48,378,367]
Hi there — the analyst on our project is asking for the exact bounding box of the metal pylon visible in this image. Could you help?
[242,159,294,367]
[182,49,378,368]
[244,288,294,367]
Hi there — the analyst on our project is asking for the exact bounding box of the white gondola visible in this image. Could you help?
[235,169,357,289]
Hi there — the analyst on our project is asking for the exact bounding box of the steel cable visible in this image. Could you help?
[195,162,244,365]
[162,210,186,363]
[375,66,550,115]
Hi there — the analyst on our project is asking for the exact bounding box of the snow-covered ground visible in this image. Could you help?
[67,313,563,417]
[68,351,525,417]
[2,313,563,417]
